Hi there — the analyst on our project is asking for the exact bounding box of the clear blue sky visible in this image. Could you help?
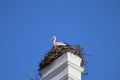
[0,0,120,80]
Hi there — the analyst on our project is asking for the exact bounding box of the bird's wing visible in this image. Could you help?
[62,42,70,46]
[55,42,66,46]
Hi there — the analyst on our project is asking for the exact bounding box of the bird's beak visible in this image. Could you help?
[51,37,53,41]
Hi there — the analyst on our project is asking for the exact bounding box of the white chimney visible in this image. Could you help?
[40,52,84,80]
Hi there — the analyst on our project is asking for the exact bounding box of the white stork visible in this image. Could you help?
[52,36,68,46]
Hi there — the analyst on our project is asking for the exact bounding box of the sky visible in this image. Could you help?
[0,0,120,80]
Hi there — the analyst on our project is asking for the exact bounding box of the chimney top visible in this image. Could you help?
[39,44,86,71]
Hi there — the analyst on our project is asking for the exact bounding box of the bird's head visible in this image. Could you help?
[52,36,56,41]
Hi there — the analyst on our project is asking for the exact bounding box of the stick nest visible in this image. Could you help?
[39,44,87,71]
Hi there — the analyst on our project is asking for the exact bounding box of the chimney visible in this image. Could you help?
[39,45,85,80]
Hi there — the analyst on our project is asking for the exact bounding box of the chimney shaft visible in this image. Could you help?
[40,52,84,80]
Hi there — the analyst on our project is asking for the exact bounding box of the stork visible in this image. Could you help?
[52,36,69,46]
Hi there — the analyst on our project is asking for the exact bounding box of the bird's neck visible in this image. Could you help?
[53,39,56,45]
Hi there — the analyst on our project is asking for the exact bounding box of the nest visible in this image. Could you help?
[38,44,87,71]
